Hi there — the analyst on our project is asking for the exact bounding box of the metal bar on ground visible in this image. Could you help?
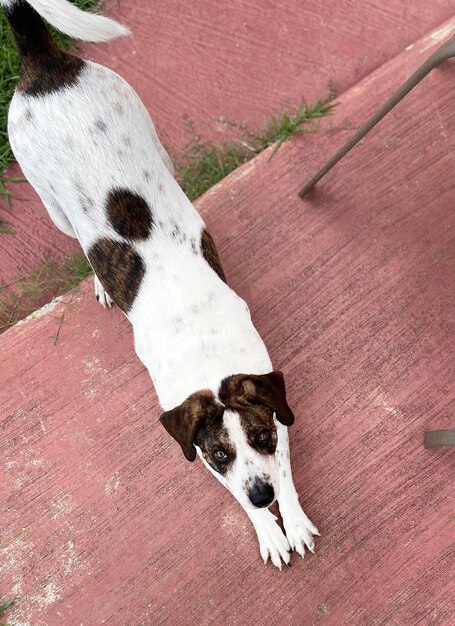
[299,35,455,198]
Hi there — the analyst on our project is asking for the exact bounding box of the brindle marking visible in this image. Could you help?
[88,238,145,312]
[6,2,85,96]
[196,417,236,475]
[200,229,227,283]
[219,371,295,427]
[237,406,277,455]
[160,390,225,462]
[106,188,153,240]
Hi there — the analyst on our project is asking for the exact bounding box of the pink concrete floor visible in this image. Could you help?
[1,21,454,626]
[1,0,455,309]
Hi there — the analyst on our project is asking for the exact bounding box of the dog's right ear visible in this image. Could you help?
[159,390,223,461]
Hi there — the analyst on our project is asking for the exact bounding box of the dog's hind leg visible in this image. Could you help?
[148,120,174,175]
[94,274,114,308]
[43,196,113,308]
[159,145,174,176]
[40,194,77,239]
[275,422,320,558]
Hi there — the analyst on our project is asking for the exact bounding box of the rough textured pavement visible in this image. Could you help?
[1,19,454,626]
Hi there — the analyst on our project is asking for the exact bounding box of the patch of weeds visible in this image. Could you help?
[177,141,251,201]
[0,218,13,234]
[0,1,99,200]
[0,252,92,332]
[256,98,335,156]
[177,98,336,200]
[0,597,15,626]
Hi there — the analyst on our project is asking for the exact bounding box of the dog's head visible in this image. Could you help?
[159,371,294,509]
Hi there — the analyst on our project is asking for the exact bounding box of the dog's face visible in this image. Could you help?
[160,371,294,509]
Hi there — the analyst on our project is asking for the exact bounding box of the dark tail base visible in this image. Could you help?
[5,0,85,97]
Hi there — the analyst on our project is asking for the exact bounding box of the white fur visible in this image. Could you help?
[275,422,320,557]
[0,0,129,42]
[222,410,280,509]
[197,419,318,568]
[7,14,318,567]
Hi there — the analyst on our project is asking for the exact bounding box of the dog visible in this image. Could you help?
[2,0,319,568]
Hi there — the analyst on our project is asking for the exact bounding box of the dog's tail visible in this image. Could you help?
[0,0,129,43]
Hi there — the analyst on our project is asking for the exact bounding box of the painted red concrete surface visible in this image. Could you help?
[1,0,455,301]
[1,19,454,626]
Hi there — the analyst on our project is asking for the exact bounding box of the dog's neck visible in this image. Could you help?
[130,285,273,410]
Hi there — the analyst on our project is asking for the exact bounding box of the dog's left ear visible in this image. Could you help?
[219,371,295,426]
[160,390,223,461]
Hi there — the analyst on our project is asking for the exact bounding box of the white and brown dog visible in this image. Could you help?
[3,0,319,568]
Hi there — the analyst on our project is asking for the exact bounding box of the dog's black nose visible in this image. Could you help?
[249,483,275,508]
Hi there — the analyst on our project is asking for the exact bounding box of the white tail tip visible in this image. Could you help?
[25,0,130,43]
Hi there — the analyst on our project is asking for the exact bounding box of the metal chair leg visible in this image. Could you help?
[424,429,455,448]
[298,35,455,198]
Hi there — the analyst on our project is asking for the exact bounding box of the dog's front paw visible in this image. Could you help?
[94,275,114,308]
[253,511,291,570]
[281,502,320,558]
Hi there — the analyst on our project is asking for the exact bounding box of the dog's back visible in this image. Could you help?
[3,0,273,409]
[5,0,179,253]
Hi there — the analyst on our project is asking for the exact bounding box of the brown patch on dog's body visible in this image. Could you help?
[6,2,85,97]
[200,229,227,283]
[106,188,153,240]
[88,238,145,312]
[160,391,225,462]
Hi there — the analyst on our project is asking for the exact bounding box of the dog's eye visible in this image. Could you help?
[213,450,229,463]
[257,430,271,446]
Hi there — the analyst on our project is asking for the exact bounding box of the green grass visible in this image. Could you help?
[178,98,336,200]
[0,253,92,332]
[256,98,336,156]
[0,0,99,200]
[0,597,14,626]
[0,218,13,234]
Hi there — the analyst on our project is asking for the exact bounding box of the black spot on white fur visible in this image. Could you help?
[171,222,187,244]
[190,238,198,255]
[106,188,153,240]
[94,119,108,133]
[74,179,94,213]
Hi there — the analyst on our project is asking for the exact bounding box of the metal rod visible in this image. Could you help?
[424,429,455,448]
[299,35,455,198]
